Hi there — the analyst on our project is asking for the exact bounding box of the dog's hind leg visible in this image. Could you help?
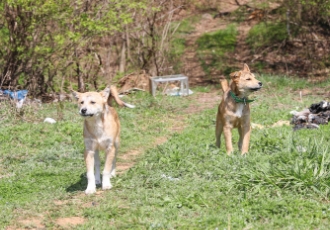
[110,140,119,178]
[84,150,97,194]
[94,150,101,185]
[215,115,223,148]
[102,144,116,190]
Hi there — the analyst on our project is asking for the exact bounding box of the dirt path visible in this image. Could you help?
[180,4,257,86]
[116,91,221,173]
[182,14,227,85]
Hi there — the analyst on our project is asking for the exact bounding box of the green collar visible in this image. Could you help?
[229,91,255,105]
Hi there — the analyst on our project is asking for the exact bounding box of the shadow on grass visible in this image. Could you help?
[66,173,87,192]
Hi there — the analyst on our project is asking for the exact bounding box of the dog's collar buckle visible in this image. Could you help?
[229,91,254,105]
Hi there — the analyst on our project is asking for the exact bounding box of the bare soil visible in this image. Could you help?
[56,217,85,228]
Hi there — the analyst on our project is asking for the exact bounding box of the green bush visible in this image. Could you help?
[246,21,288,49]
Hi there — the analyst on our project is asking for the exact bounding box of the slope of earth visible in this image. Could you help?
[178,0,329,85]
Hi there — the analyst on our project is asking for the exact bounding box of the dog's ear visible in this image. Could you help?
[100,87,111,100]
[71,90,80,101]
[243,63,250,72]
[230,71,241,79]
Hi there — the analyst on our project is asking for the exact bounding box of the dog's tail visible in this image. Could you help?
[108,86,135,108]
[220,78,229,93]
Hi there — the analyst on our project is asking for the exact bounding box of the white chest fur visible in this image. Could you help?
[234,103,244,118]
[84,118,113,150]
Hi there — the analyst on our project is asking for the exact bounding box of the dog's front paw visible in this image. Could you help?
[110,170,116,178]
[102,182,112,190]
[85,186,96,194]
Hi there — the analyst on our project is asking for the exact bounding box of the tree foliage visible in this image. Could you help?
[0,0,148,95]
[2,0,329,96]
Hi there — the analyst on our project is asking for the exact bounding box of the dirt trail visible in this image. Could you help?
[181,4,260,86]
[116,91,221,173]
[182,14,227,85]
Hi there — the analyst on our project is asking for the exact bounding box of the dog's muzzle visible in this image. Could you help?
[250,82,262,91]
[80,108,94,117]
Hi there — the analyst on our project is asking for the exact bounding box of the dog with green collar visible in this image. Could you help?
[216,64,262,155]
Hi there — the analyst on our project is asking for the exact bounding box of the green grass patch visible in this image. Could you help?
[197,24,237,52]
[192,85,213,93]
[260,73,309,91]
[109,116,330,229]
[1,75,330,229]
[0,91,190,227]
[196,24,238,76]
[173,18,196,35]
[246,21,288,50]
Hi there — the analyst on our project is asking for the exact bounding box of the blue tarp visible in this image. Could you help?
[0,89,28,100]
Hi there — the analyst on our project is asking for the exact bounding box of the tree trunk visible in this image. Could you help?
[119,36,126,73]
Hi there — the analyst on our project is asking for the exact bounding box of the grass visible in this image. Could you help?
[246,21,288,50]
[196,24,238,76]
[1,75,330,229]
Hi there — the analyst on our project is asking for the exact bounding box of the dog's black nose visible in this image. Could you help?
[258,82,263,87]
[81,108,87,114]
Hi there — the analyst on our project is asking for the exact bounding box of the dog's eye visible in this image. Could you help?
[246,78,251,80]
[91,101,96,104]
[80,101,84,104]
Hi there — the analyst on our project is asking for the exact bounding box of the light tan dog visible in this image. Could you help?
[72,86,134,194]
[216,64,262,155]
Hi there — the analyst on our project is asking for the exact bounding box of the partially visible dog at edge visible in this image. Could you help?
[72,86,134,194]
[216,64,262,155]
